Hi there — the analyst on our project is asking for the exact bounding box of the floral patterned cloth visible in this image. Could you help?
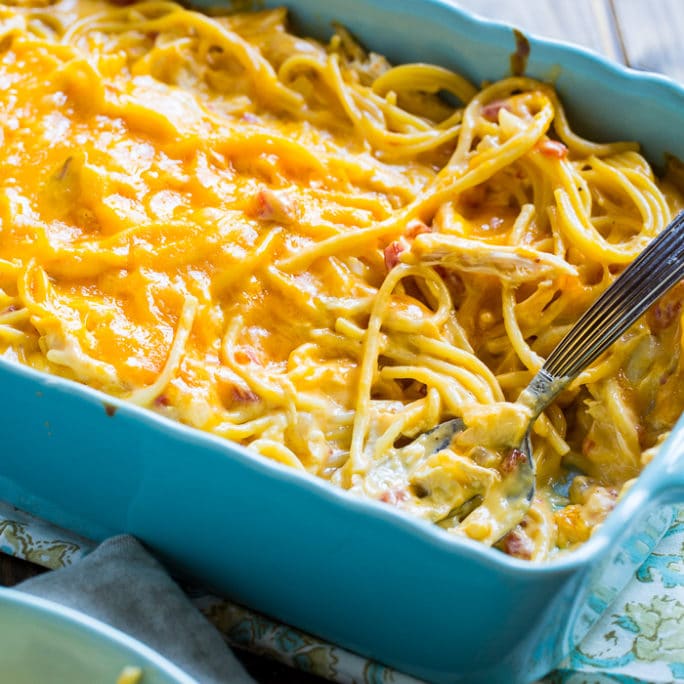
[1,500,683,684]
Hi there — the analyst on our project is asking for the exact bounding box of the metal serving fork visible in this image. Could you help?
[405,211,684,547]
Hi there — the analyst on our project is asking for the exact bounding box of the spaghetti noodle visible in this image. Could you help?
[1,0,683,559]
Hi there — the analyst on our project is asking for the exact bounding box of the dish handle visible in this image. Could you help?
[650,415,684,504]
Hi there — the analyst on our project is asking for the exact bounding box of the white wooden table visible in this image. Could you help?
[455,0,683,84]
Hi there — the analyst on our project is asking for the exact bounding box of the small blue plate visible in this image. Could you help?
[0,588,196,684]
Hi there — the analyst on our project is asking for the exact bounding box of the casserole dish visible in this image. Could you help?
[1,0,684,682]
[0,588,196,683]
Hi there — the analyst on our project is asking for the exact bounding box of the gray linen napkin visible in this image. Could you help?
[18,534,255,684]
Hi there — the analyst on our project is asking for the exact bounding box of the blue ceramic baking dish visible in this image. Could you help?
[2,1,684,682]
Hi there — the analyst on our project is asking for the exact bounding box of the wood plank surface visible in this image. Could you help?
[452,0,624,61]
[611,0,684,83]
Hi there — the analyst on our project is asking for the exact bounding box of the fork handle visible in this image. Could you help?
[523,211,684,414]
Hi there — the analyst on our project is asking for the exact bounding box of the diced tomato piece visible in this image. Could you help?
[500,447,528,474]
[405,219,431,238]
[536,139,568,159]
[502,527,534,559]
[253,188,295,222]
[481,99,511,122]
[231,385,260,403]
[652,297,682,330]
[384,240,407,271]
[379,489,408,505]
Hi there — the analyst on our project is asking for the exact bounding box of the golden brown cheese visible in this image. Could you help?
[1,0,683,559]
